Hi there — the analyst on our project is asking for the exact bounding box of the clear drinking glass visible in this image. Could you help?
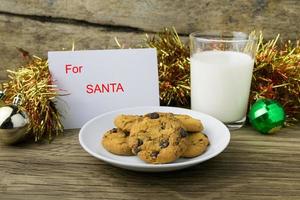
[189,31,257,129]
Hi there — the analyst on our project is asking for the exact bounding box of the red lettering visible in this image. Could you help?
[116,83,124,92]
[94,84,102,93]
[86,84,93,94]
[85,83,124,94]
[65,64,83,74]
[102,84,110,93]
[110,83,116,92]
[73,65,83,73]
[65,64,72,74]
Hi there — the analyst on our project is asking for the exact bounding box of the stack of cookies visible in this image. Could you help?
[102,112,209,164]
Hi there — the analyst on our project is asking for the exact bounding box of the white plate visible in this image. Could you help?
[79,106,230,172]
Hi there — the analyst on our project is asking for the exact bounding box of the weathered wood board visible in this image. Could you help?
[1,0,300,38]
[0,0,299,80]
[0,14,147,80]
[0,125,300,200]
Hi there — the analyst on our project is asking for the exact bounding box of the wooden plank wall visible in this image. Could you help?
[0,0,299,80]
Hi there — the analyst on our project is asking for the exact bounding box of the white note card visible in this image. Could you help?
[48,48,159,129]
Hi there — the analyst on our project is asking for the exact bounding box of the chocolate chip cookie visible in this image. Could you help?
[128,113,188,164]
[158,113,204,132]
[102,128,133,156]
[173,114,204,132]
[114,114,142,132]
[114,113,203,133]
[182,132,209,158]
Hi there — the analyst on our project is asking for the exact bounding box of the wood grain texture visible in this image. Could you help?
[0,125,299,200]
[0,14,147,81]
[0,0,300,39]
[1,0,300,81]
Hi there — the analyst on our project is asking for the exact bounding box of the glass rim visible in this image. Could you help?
[189,31,257,43]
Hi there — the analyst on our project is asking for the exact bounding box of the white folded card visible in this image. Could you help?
[48,48,159,129]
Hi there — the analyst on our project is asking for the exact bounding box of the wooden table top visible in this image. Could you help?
[0,125,299,200]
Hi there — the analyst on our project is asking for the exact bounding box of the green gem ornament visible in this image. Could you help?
[248,99,285,134]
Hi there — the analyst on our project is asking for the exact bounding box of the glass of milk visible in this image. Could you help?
[190,31,257,129]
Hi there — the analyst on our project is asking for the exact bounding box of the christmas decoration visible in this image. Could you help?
[0,95,29,144]
[250,34,300,124]
[2,50,63,142]
[144,28,299,123]
[145,27,190,106]
[0,90,5,107]
[248,99,286,134]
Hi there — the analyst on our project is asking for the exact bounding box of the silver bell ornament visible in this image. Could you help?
[0,90,5,107]
[0,95,29,144]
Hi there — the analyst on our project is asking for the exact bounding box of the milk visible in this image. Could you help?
[191,51,254,123]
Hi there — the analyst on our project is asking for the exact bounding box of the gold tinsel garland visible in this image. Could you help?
[146,28,300,123]
[2,52,63,141]
[250,34,300,123]
[146,28,190,106]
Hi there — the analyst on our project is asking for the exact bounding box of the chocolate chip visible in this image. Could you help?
[123,131,130,137]
[150,151,159,158]
[132,146,141,154]
[179,128,188,137]
[160,139,169,148]
[146,112,159,119]
[137,138,143,146]
[111,128,118,133]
